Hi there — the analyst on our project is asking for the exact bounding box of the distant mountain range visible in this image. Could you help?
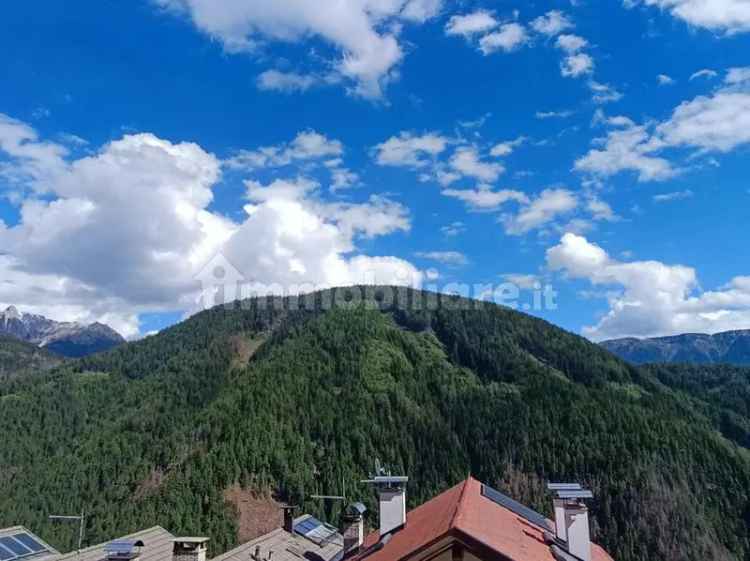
[0,305,125,357]
[601,330,750,365]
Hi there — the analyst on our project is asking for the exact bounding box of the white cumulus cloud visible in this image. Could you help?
[0,114,421,336]
[479,23,528,54]
[626,0,750,35]
[547,233,750,339]
[445,10,499,36]
[154,0,443,98]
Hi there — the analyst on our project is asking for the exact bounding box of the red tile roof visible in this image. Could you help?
[354,477,613,561]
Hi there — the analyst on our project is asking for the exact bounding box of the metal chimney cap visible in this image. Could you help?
[547,483,582,491]
[361,476,409,485]
[345,502,367,516]
[555,490,594,500]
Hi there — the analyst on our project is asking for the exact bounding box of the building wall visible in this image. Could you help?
[410,536,490,561]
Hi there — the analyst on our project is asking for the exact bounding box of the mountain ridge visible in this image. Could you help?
[0,306,125,357]
[600,329,750,365]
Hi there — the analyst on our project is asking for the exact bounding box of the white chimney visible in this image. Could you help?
[548,483,583,543]
[362,462,408,537]
[553,498,567,542]
[378,485,407,536]
[564,503,591,561]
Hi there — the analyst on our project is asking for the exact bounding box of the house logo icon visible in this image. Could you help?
[194,252,246,309]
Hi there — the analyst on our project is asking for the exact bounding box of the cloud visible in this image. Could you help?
[479,23,528,54]
[441,186,528,211]
[256,70,319,93]
[154,0,442,99]
[490,136,526,157]
[656,91,750,152]
[374,132,511,188]
[589,81,624,104]
[547,233,750,339]
[555,34,588,53]
[578,73,750,181]
[445,10,499,36]
[725,66,750,85]
[373,131,449,168]
[226,130,343,170]
[575,122,676,181]
[587,197,619,221]
[625,0,750,35]
[531,10,574,35]
[0,114,421,336]
[449,146,504,182]
[501,273,540,289]
[561,53,594,77]
[536,110,574,119]
[501,188,579,235]
[690,68,718,80]
[414,251,468,265]
[440,221,466,236]
[458,113,492,129]
[653,189,694,202]
[657,73,675,85]
[225,130,357,192]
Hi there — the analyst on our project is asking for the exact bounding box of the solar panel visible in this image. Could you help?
[0,545,14,561]
[293,516,339,546]
[11,535,45,554]
[0,539,31,557]
[481,484,553,531]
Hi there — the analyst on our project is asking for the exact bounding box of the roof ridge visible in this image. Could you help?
[449,476,473,530]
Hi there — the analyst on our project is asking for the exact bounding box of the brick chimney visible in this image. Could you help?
[342,502,367,558]
[281,505,296,533]
[172,538,209,561]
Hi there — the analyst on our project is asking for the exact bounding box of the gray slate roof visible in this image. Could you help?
[212,516,343,561]
[53,527,175,561]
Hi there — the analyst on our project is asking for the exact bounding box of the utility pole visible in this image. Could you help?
[49,512,85,557]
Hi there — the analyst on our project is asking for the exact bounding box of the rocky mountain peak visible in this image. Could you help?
[0,306,125,357]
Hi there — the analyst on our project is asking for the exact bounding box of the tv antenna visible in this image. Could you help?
[310,474,349,505]
[49,512,85,557]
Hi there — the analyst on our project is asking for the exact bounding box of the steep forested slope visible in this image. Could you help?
[1,288,749,561]
[0,336,62,380]
[645,363,750,449]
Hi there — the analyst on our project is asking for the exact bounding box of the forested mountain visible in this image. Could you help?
[1,287,749,561]
[645,362,750,448]
[0,305,125,357]
[601,330,750,365]
[0,336,62,381]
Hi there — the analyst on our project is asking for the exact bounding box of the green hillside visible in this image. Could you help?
[1,288,749,561]
[0,335,62,380]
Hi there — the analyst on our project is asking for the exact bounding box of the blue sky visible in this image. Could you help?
[1,0,749,340]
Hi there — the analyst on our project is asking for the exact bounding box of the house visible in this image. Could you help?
[348,476,614,561]
[0,474,614,561]
[0,510,343,561]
